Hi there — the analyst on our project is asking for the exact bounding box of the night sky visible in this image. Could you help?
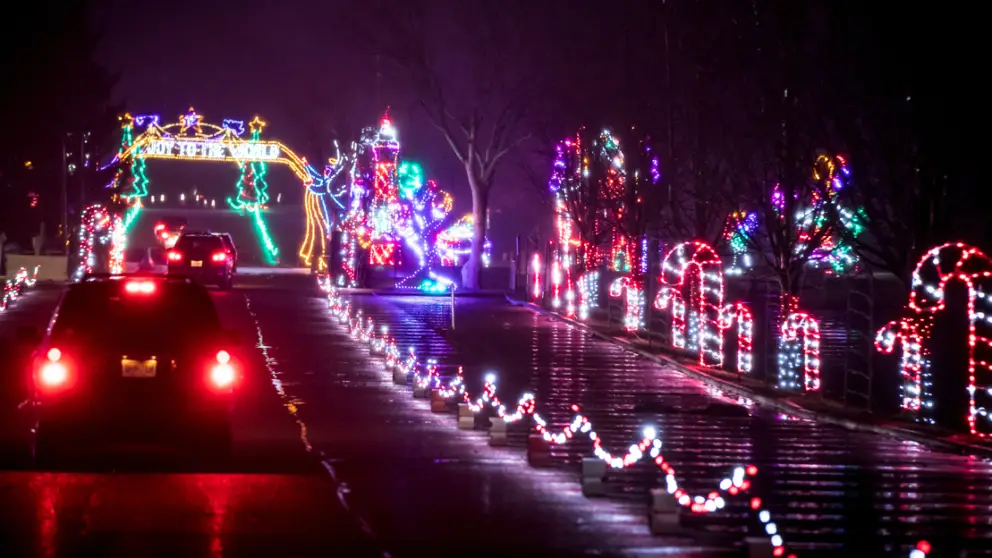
[91,0,554,254]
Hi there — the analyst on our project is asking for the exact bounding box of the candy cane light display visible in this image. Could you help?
[875,318,930,418]
[609,276,644,332]
[888,242,992,436]
[720,303,754,374]
[655,241,725,367]
[778,312,822,391]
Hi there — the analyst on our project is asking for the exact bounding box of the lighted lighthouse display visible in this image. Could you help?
[337,112,489,291]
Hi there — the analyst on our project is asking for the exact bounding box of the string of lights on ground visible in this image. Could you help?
[321,281,935,557]
[0,266,40,313]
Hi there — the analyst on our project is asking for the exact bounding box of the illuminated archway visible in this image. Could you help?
[110,108,345,267]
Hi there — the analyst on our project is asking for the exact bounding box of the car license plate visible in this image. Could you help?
[191,260,203,267]
[122,358,157,378]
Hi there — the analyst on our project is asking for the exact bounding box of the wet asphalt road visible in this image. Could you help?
[0,274,719,558]
[348,293,992,558]
[5,273,992,557]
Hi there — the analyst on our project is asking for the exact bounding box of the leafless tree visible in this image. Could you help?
[725,0,846,310]
[363,0,539,289]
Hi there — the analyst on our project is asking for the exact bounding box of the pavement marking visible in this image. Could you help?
[243,293,391,558]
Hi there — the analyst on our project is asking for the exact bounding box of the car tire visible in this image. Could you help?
[219,276,233,291]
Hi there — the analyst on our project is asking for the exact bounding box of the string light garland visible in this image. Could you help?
[878,242,992,435]
[325,288,783,537]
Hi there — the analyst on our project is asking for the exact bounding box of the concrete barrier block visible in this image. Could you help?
[648,488,682,534]
[392,367,407,384]
[527,433,551,467]
[744,537,774,558]
[581,457,608,497]
[456,403,474,429]
[489,417,508,446]
[412,384,429,398]
[430,389,447,413]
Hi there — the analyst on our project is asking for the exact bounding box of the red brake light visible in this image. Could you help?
[167,250,183,262]
[210,351,235,388]
[124,280,156,294]
[39,347,68,387]
[211,251,227,262]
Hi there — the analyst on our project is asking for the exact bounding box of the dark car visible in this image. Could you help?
[167,233,234,289]
[25,276,240,466]
[213,233,238,272]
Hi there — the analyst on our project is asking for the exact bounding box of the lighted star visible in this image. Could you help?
[180,107,203,135]
[119,113,134,129]
[249,116,267,134]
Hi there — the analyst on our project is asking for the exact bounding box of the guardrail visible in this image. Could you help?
[1,265,41,313]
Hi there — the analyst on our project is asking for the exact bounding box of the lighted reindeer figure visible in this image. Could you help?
[655,241,725,367]
[609,276,643,332]
[875,317,929,417]
[891,242,992,436]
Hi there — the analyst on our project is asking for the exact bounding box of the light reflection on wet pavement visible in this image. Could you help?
[5,279,992,556]
[348,293,992,557]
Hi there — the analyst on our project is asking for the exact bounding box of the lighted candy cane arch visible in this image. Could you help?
[875,317,928,417]
[883,242,992,436]
[655,241,725,366]
[719,303,754,374]
[778,312,821,391]
[609,276,644,331]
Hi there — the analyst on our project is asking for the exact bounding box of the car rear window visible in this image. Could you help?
[51,282,222,351]
[176,235,222,255]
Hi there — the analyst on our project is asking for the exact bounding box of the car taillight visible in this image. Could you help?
[167,250,183,262]
[39,347,68,388]
[124,280,156,294]
[211,251,227,262]
[209,350,236,389]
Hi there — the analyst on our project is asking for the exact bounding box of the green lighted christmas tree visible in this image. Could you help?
[228,116,271,210]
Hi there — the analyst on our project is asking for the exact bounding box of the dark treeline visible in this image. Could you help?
[0,1,119,248]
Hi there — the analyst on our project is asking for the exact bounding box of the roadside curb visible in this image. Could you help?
[505,295,992,460]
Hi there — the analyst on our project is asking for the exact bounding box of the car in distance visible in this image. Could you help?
[167,233,234,289]
[24,275,240,466]
[154,217,187,249]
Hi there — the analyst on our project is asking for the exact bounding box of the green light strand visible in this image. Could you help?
[251,206,279,264]
[123,203,142,232]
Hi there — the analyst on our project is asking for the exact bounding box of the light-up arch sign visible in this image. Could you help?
[110,108,346,267]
